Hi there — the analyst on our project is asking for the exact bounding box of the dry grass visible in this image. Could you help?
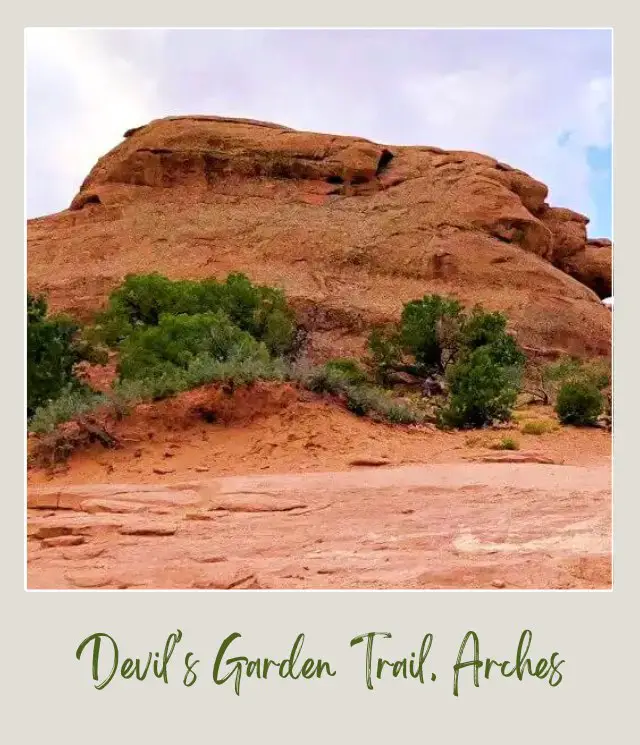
[521,419,557,435]
[465,433,522,451]
[490,436,520,451]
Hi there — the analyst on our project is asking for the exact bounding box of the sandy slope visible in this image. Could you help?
[27,385,611,590]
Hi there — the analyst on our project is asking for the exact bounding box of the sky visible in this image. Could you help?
[25,28,612,237]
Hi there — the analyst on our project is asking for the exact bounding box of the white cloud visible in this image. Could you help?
[577,76,612,148]
[26,29,168,211]
[400,64,611,229]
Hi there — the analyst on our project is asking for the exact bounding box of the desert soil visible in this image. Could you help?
[27,385,611,590]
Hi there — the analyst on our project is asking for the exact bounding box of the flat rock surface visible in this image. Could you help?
[28,463,611,589]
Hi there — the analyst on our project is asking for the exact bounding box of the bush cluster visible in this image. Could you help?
[368,295,525,428]
[99,274,297,401]
[27,274,296,431]
[27,293,97,419]
[440,347,522,429]
[541,356,610,426]
[28,276,609,439]
[93,272,297,357]
[295,361,424,425]
[555,381,604,426]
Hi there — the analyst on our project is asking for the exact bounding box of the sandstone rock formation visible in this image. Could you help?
[27,115,612,359]
[562,238,612,300]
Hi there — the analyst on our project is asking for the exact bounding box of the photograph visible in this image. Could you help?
[25,28,612,590]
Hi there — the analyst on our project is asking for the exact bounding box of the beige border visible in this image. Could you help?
[6,6,636,742]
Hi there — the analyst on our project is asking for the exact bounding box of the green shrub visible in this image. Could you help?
[79,273,298,408]
[368,296,524,398]
[366,296,526,429]
[27,293,94,419]
[297,364,352,395]
[458,306,525,368]
[460,307,507,350]
[93,272,296,355]
[27,273,298,428]
[113,347,287,404]
[188,352,287,388]
[399,295,463,371]
[342,385,422,424]
[116,311,264,381]
[342,384,378,416]
[383,401,423,425]
[540,356,610,404]
[104,273,181,327]
[555,381,603,426]
[440,347,520,428]
[324,358,369,385]
[29,386,108,434]
[259,307,297,356]
[293,362,424,425]
[367,327,402,383]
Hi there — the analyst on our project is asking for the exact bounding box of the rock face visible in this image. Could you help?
[27,115,612,359]
[563,239,613,300]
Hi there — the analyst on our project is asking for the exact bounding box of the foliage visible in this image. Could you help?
[30,351,289,436]
[27,293,47,323]
[293,362,425,425]
[367,327,402,384]
[529,356,611,405]
[399,295,463,372]
[27,293,96,419]
[93,272,297,356]
[29,386,108,434]
[367,295,525,428]
[116,310,264,381]
[323,358,369,386]
[440,347,521,428]
[28,273,297,434]
[545,357,610,390]
[28,281,549,439]
[113,352,287,403]
[555,381,603,426]
[367,298,524,424]
[460,307,525,368]
[296,363,358,396]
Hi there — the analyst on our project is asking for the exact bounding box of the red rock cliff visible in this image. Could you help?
[27,115,612,359]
